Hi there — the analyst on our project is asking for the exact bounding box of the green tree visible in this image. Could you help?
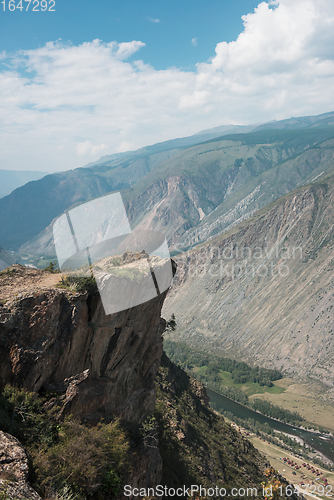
[165,313,176,332]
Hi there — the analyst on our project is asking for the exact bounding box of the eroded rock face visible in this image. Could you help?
[0,261,176,495]
[0,263,174,424]
[0,430,41,499]
[163,183,334,384]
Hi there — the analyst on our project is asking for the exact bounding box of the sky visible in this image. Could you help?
[0,0,334,172]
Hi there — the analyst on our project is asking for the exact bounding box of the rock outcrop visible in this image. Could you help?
[0,430,41,499]
[0,260,176,496]
[0,261,174,424]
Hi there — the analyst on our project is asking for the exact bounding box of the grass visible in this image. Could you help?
[34,418,129,499]
[0,486,11,500]
[249,378,334,433]
[44,262,60,274]
[0,268,15,276]
[55,275,98,295]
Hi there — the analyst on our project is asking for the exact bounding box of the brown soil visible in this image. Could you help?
[0,264,63,302]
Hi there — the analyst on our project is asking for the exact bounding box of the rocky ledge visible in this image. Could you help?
[0,260,175,424]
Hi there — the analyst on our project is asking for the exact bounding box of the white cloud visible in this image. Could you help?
[148,18,160,23]
[179,90,209,109]
[1,0,334,172]
[76,141,93,156]
[76,141,109,156]
[115,41,146,59]
[91,143,109,155]
[191,38,198,47]
[115,141,137,153]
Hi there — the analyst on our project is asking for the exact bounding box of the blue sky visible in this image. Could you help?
[1,0,334,172]
[1,0,260,70]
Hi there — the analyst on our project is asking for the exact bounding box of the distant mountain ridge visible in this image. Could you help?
[83,110,334,169]
[83,123,259,169]
[0,247,16,271]
[1,111,334,253]
[0,170,47,199]
[18,125,334,259]
[0,148,182,250]
[253,110,334,132]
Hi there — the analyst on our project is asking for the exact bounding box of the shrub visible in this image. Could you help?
[33,418,129,499]
[0,386,130,500]
[57,276,98,294]
[0,385,57,448]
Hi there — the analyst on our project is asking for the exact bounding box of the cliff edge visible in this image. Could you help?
[0,263,171,424]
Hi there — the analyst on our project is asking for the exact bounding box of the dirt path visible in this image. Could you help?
[0,264,63,302]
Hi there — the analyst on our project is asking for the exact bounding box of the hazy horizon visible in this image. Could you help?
[1,0,334,173]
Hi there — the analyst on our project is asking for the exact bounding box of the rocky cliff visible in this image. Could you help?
[163,176,334,386]
[0,263,304,500]
[0,261,171,498]
[0,263,171,425]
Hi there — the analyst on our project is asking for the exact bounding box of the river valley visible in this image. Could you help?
[207,388,334,463]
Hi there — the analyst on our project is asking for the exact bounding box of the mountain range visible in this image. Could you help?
[1,111,334,255]
[163,173,334,385]
[1,111,334,386]
[0,169,47,199]
[0,247,16,272]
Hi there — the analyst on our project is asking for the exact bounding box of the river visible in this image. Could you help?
[207,388,334,463]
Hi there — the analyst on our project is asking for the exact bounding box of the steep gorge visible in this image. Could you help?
[0,265,300,500]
